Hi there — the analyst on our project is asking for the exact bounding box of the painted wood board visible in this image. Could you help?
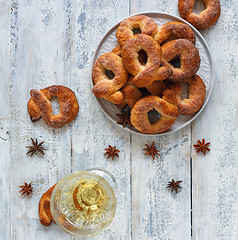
[129,1,191,239]
[69,0,131,239]
[191,1,238,239]
[0,0,237,239]
[0,2,11,239]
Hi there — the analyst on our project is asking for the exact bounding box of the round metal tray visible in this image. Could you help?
[91,12,214,135]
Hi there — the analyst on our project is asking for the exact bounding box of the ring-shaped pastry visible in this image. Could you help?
[27,85,79,128]
[146,81,166,97]
[116,75,142,109]
[92,52,128,104]
[130,89,179,134]
[122,34,162,88]
[155,21,196,45]
[156,58,173,81]
[116,15,158,46]
[111,45,122,57]
[162,39,200,82]
[169,74,206,115]
[39,185,56,226]
[178,0,221,30]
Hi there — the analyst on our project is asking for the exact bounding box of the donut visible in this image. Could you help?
[27,85,79,128]
[116,15,158,46]
[117,75,142,109]
[130,89,179,134]
[178,0,221,30]
[146,81,166,97]
[121,34,162,88]
[39,185,56,226]
[162,39,200,82]
[156,58,173,81]
[154,21,196,45]
[169,74,206,115]
[92,52,128,104]
[111,44,122,57]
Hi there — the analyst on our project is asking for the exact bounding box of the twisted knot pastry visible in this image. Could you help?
[116,15,158,46]
[155,21,196,45]
[156,58,173,81]
[178,0,221,30]
[146,80,166,97]
[162,39,200,82]
[117,75,142,109]
[92,15,207,134]
[39,185,56,226]
[169,74,206,115]
[92,52,128,105]
[130,89,179,134]
[111,44,122,57]
[121,34,162,88]
[27,85,79,128]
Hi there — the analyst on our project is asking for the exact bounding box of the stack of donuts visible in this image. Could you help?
[92,15,207,134]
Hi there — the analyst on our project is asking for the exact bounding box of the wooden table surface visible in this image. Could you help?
[1,0,237,239]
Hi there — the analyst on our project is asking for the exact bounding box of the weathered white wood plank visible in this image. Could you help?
[192,1,238,239]
[3,0,237,239]
[0,1,11,239]
[9,0,74,239]
[130,1,191,239]
[69,1,132,239]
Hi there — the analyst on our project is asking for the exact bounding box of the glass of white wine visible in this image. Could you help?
[50,169,117,237]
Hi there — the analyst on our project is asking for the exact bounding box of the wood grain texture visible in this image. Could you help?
[9,0,72,239]
[0,1,10,239]
[1,0,237,239]
[191,1,238,239]
[69,0,131,239]
[129,1,191,240]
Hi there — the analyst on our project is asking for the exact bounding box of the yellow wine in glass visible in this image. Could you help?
[51,169,116,237]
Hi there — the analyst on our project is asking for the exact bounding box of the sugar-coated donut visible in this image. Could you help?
[122,34,162,88]
[155,21,196,45]
[111,44,122,57]
[116,15,158,46]
[146,81,166,97]
[28,85,79,128]
[178,0,221,30]
[130,89,179,134]
[92,52,128,105]
[169,74,206,115]
[162,39,200,82]
[39,185,56,226]
[117,75,142,109]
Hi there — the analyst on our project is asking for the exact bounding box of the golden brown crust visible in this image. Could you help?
[154,21,196,45]
[146,81,166,97]
[178,0,221,30]
[27,85,79,128]
[116,15,158,46]
[92,52,128,104]
[111,44,122,57]
[116,75,142,109]
[162,39,200,82]
[39,185,56,226]
[130,89,179,134]
[155,58,173,81]
[121,34,162,88]
[169,74,206,115]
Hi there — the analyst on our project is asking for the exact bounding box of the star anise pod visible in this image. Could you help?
[143,141,160,160]
[166,179,183,193]
[193,139,210,155]
[116,110,132,128]
[26,138,46,156]
[104,145,120,160]
[19,182,33,196]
